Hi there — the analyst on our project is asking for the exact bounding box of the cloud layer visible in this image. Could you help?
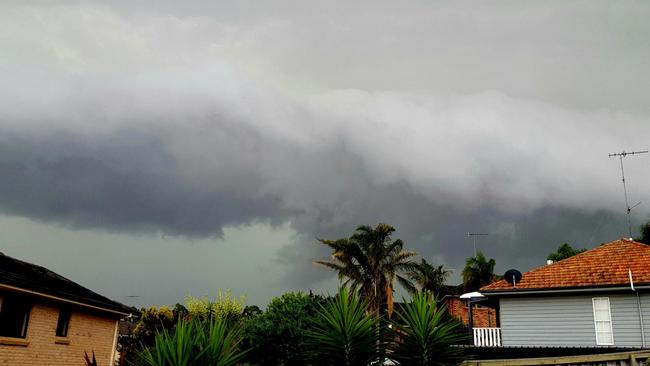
[1,1,650,298]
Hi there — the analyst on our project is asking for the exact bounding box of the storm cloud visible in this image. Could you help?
[1,1,650,304]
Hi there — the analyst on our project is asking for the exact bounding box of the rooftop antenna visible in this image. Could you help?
[608,150,648,238]
[467,232,488,256]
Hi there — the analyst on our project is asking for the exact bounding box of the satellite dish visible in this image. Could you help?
[504,269,523,288]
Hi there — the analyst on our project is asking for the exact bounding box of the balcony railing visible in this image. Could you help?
[473,327,501,347]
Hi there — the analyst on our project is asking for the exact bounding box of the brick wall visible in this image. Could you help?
[445,296,497,328]
[0,302,118,366]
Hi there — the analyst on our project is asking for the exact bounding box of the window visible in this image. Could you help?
[592,297,614,345]
[0,295,31,338]
[56,308,71,337]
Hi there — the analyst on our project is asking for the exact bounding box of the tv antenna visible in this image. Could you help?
[608,150,648,238]
[467,232,488,256]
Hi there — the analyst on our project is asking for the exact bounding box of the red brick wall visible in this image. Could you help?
[0,302,118,366]
[445,296,497,328]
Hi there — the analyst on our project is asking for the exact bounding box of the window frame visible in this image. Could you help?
[0,295,32,339]
[592,297,614,346]
[55,308,72,338]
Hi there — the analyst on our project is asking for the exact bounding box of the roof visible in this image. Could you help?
[0,252,134,316]
[481,239,650,293]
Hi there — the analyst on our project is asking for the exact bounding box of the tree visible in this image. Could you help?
[315,223,417,317]
[636,222,650,244]
[241,292,325,366]
[404,258,451,299]
[547,243,586,262]
[461,252,496,292]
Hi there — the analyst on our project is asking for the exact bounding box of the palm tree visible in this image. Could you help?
[404,259,451,299]
[461,251,496,292]
[315,223,417,317]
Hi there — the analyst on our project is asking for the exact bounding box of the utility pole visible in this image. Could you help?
[608,150,648,238]
[466,232,488,256]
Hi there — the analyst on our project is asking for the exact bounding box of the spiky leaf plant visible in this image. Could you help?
[136,317,246,366]
[307,287,379,366]
[390,293,465,366]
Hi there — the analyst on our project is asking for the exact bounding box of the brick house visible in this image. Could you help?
[0,252,134,366]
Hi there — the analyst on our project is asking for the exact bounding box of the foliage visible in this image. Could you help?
[242,305,263,318]
[184,289,245,322]
[405,259,451,299]
[316,223,417,317]
[461,252,496,292]
[547,243,586,262]
[132,306,176,348]
[242,292,325,366]
[636,222,650,244]
[389,293,465,366]
[136,317,247,366]
[307,287,379,366]
[83,351,98,366]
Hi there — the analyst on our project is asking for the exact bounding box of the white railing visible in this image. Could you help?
[473,327,501,347]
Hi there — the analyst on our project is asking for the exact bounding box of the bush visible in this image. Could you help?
[136,317,247,366]
[389,293,465,366]
[185,289,245,322]
[242,292,325,365]
[307,287,379,366]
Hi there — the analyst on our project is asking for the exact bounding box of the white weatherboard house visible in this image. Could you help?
[477,239,650,348]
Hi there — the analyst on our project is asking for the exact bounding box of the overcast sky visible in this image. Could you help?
[1,0,650,307]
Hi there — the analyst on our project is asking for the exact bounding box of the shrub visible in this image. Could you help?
[242,292,324,365]
[389,293,465,366]
[136,317,247,366]
[185,289,245,322]
[307,287,379,366]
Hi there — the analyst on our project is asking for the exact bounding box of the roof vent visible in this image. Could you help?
[546,259,553,265]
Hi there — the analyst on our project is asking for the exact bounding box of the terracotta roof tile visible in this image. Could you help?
[481,239,650,292]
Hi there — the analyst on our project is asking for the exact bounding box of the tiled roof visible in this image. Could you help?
[481,239,650,292]
[0,252,134,315]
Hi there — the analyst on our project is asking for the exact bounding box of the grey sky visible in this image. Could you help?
[1,0,649,307]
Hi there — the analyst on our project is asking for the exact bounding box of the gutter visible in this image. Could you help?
[481,285,650,297]
[0,283,131,317]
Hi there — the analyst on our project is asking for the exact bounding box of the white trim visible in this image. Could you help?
[592,297,614,346]
[110,319,119,363]
[483,285,650,296]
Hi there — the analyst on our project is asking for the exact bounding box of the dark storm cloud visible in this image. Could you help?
[1,0,650,296]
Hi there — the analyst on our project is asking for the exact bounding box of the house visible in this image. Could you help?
[0,252,134,365]
[438,285,498,328]
[476,238,650,349]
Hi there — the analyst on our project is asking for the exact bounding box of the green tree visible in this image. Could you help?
[636,222,650,244]
[307,287,379,366]
[461,252,496,292]
[315,223,417,317]
[547,243,586,262]
[390,293,465,366]
[404,259,451,299]
[241,292,325,366]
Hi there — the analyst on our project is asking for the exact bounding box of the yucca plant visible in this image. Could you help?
[135,317,246,366]
[389,293,465,366]
[307,287,379,366]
